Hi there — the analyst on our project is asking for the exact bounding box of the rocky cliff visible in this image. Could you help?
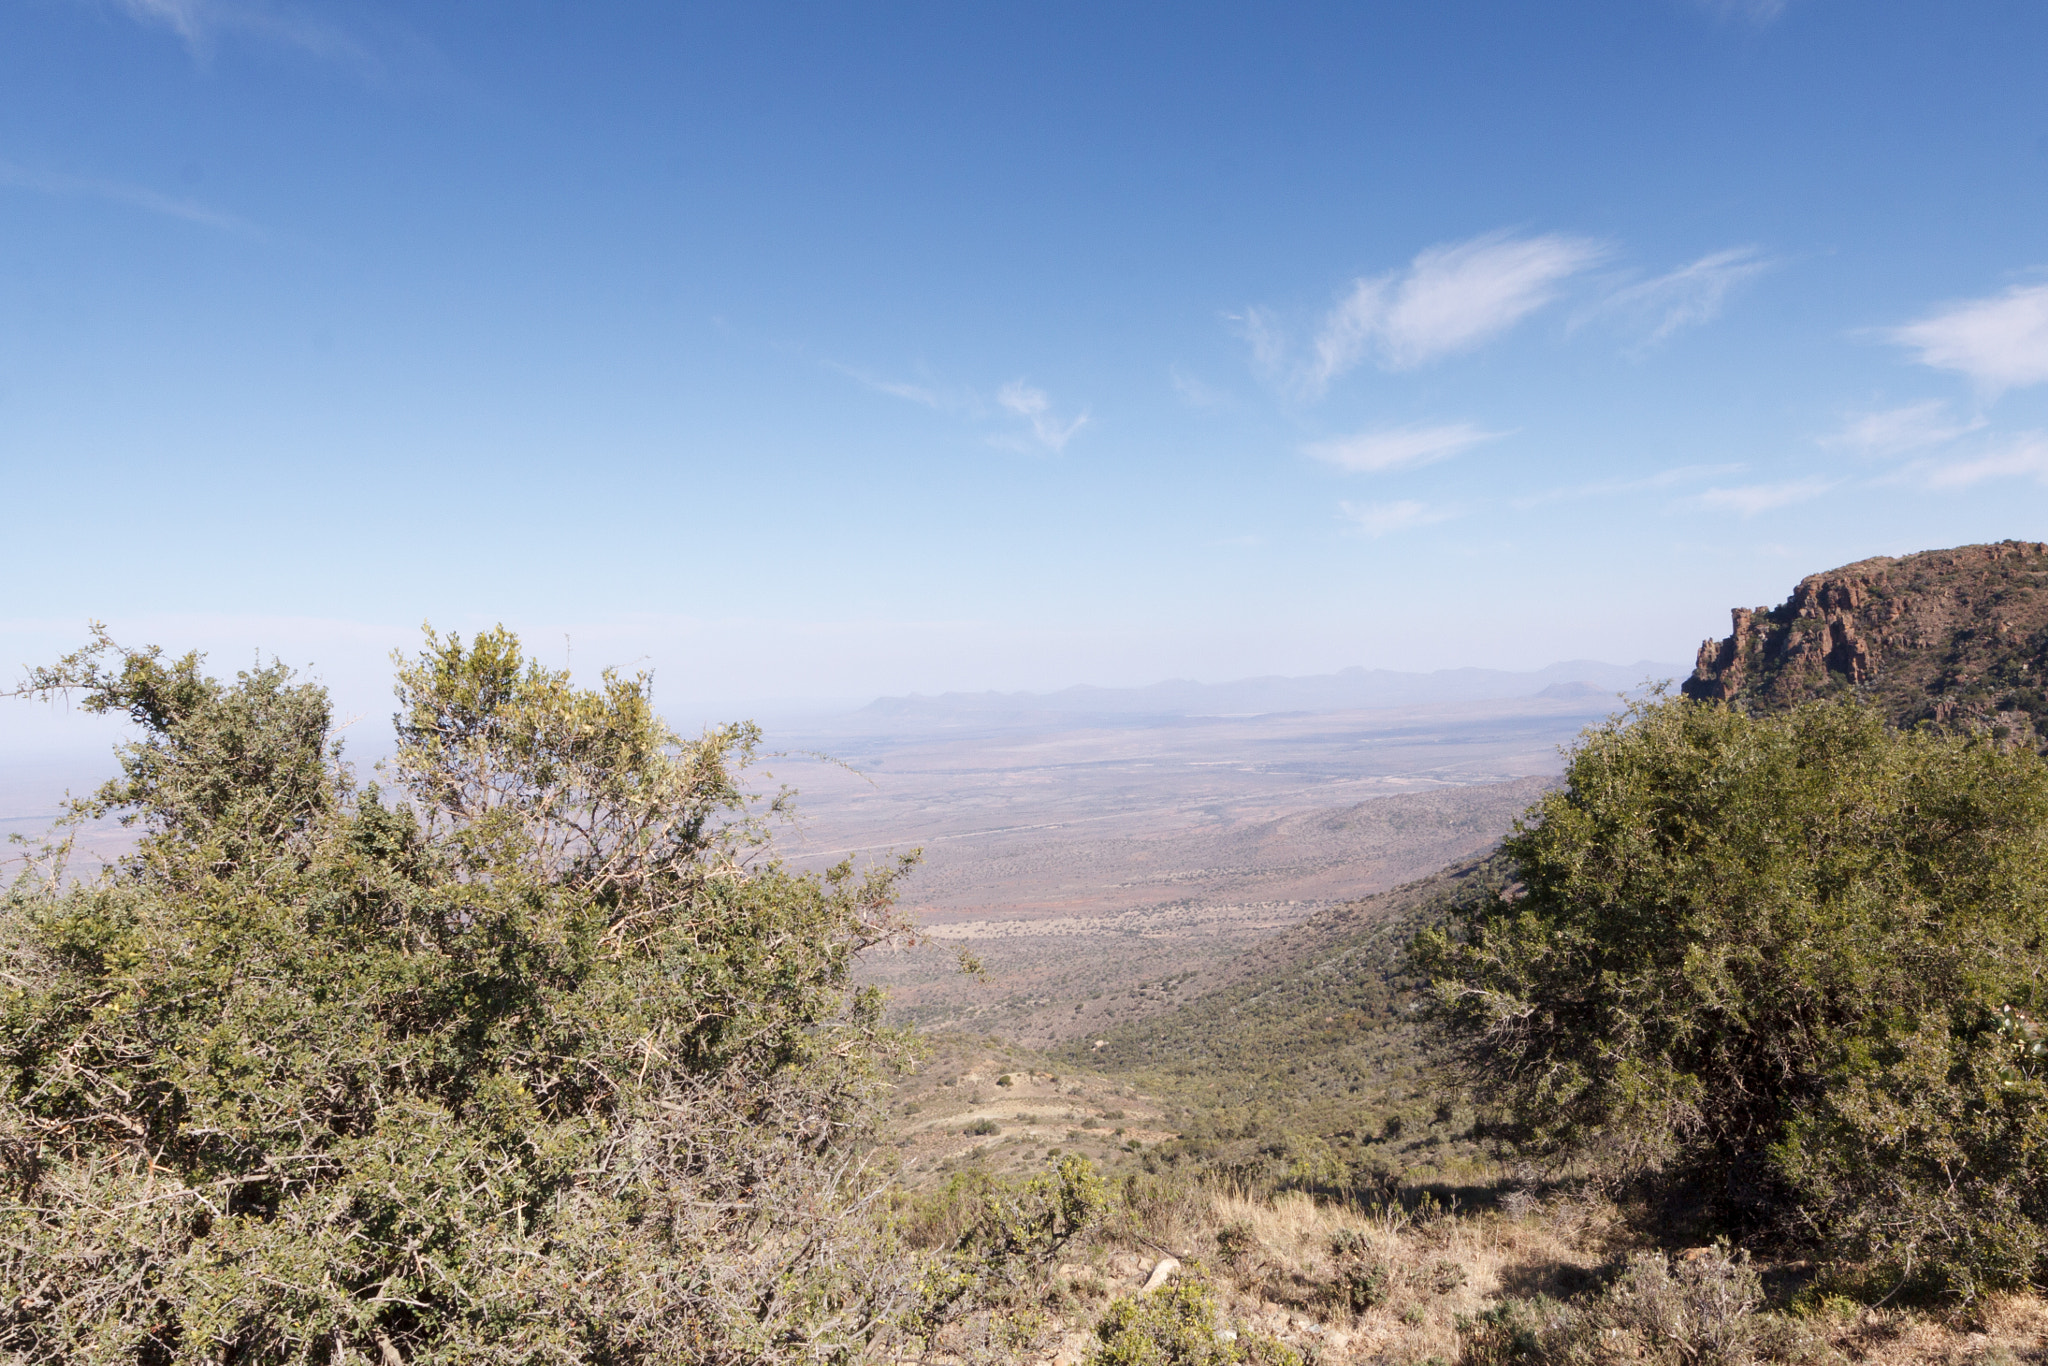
[1682,539,2048,741]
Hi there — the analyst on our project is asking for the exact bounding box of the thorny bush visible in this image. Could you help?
[0,626,922,1364]
[1417,693,2048,1298]
[1455,1245,1821,1366]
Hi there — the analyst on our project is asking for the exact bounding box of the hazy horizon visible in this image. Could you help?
[1,641,1685,758]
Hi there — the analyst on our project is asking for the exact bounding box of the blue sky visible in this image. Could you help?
[5,0,2048,742]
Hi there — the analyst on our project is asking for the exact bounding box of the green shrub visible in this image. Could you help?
[902,1154,1114,1330]
[0,628,923,1363]
[1213,1219,1258,1267]
[1337,1257,1393,1312]
[1456,1297,1563,1366]
[1417,694,2048,1294]
[1593,1247,1764,1365]
[1089,1277,1300,1366]
[1453,1246,1819,1366]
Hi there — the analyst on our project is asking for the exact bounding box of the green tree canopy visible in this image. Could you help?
[1415,694,2048,1297]
[1,626,920,1363]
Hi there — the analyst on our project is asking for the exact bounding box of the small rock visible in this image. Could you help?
[1140,1256,1181,1292]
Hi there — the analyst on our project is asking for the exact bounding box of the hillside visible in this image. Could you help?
[1682,538,2048,741]
[1065,857,1512,1191]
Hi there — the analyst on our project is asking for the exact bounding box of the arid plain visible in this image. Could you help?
[768,686,1635,1046]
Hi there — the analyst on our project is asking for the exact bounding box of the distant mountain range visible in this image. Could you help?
[847,659,1683,729]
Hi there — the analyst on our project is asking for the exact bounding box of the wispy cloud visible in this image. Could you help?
[1304,421,1504,474]
[1822,399,1984,457]
[1170,366,1228,408]
[1889,281,2048,393]
[1234,307,1289,379]
[828,363,1088,453]
[996,380,1088,452]
[1699,0,1789,22]
[1693,476,1836,516]
[1339,499,1459,537]
[1512,462,1745,509]
[1590,246,1772,345]
[100,0,375,65]
[113,0,218,46]
[1305,231,1605,389]
[0,161,257,234]
[1914,433,2048,489]
[826,362,945,409]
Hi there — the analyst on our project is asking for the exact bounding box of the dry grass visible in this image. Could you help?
[902,1177,2048,1365]
[1197,1188,1608,1363]
[1794,1292,2048,1365]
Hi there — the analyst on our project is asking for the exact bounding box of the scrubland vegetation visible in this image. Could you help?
[0,629,921,1362]
[6,628,2048,1362]
[1420,694,2048,1303]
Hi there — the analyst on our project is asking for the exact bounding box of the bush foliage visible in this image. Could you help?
[1416,694,2048,1297]
[1454,1245,1804,1366]
[1088,1277,1299,1366]
[0,627,921,1363]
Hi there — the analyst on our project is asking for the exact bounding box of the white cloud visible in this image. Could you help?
[1512,462,1745,508]
[1822,400,1984,457]
[115,0,214,45]
[1916,433,2048,489]
[1306,231,1605,389]
[1699,0,1789,22]
[1889,281,2048,392]
[1693,477,1836,516]
[826,362,944,409]
[996,380,1088,452]
[1233,307,1289,379]
[0,161,257,234]
[1170,367,1227,408]
[1308,278,1386,388]
[828,365,1087,452]
[101,0,374,63]
[1339,499,1459,537]
[1304,422,1503,474]
[1593,247,1771,344]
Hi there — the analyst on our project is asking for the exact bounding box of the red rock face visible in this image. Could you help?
[1681,541,2048,740]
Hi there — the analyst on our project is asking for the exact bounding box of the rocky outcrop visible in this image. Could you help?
[1682,540,2048,741]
